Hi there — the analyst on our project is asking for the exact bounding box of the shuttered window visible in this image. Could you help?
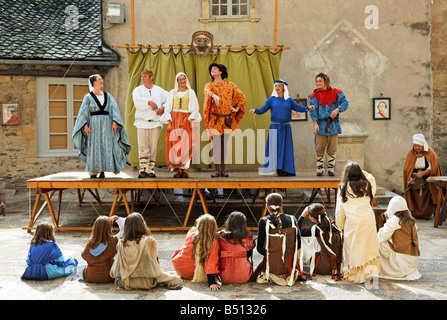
[37,78,89,157]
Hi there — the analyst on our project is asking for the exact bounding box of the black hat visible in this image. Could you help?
[209,63,228,79]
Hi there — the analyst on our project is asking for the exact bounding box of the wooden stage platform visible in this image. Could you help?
[25,168,342,232]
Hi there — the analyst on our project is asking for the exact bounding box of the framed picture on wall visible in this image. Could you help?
[292,98,308,121]
[2,104,20,125]
[373,97,391,120]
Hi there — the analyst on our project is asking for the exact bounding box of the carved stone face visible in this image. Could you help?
[191,31,213,55]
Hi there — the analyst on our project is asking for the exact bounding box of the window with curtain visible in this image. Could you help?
[36,77,89,157]
[211,0,250,18]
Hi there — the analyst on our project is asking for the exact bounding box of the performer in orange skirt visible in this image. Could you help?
[161,72,201,178]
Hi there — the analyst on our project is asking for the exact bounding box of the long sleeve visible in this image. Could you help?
[132,86,152,113]
[363,170,377,196]
[335,188,346,230]
[232,83,246,124]
[308,95,319,123]
[71,94,91,162]
[204,240,220,275]
[187,89,202,122]
[115,217,126,239]
[203,83,213,128]
[297,216,320,237]
[159,90,174,124]
[336,91,349,113]
[290,98,308,113]
[256,218,267,256]
[377,216,401,244]
[255,97,272,115]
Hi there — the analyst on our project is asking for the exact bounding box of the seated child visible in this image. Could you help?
[77,215,125,283]
[218,211,255,283]
[298,203,343,280]
[21,222,77,280]
[377,196,421,280]
[110,212,182,290]
[172,214,221,291]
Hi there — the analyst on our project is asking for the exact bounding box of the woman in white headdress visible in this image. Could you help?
[249,80,314,176]
[377,196,421,280]
[160,72,201,178]
[72,74,131,178]
[403,133,442,219]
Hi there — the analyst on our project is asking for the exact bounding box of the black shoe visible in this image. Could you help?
[220,171,229,177]
[174,171,182,178]
[316,172,323,176]
[211,171,220,178]
[148,172,156,178]
[98,172,105,178]
[328,171,335,176]
[90,174,97,178]
[138,172,151,178]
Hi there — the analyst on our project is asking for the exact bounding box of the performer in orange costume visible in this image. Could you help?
[203,63,246,177]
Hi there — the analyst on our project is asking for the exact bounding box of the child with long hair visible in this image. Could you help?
[335,161,380,283]
[77,215,125,283]
[256,193,300,255]
[218,211,255,283]
[298,203,343,280]
[21,222,77,280]
[172,214,221,291]
[377,196,421,280]
[255,192,303,286]
[110,212,182,290]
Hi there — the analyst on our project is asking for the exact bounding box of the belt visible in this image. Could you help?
[212,112,233,128]
[321,114,339,132]
[271,122,290,125]
[90,110,109,116]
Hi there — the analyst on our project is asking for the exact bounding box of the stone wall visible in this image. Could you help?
[103,0,434,191]
[0,76,84,191]
[0,1,442,193]
[431,0,447,174]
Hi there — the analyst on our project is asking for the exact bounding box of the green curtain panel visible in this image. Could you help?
[124,48,282,169]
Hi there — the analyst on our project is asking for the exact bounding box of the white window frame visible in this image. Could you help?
[200,0,259,23]
[36,77,87,157]
[210,0,250,18]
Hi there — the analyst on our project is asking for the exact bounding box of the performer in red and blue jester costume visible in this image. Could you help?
[308,73,349,176]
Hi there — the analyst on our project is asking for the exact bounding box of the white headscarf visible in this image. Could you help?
[385,195,409,219]
[174,72,191,91]
[412,133,428,152]
[271,79,290,100]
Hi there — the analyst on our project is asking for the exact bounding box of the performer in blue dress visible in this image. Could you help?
[250,80,314,176]
[72,74,131,178]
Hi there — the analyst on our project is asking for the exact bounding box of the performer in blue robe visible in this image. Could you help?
[250,80,315,176]
[21,223,77,280]
[72,75,131,178]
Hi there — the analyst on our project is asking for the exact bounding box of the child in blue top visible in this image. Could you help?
[21,222,77,280]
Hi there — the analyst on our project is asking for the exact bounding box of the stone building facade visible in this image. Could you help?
[0,0,446,193]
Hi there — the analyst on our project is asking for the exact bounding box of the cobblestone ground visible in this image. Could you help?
[1,188,446,313]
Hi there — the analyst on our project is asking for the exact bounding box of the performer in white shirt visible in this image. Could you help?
[132,69,169,178]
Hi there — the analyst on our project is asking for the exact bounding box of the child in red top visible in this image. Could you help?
[172,214,220,291]
[218,211,255,283]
